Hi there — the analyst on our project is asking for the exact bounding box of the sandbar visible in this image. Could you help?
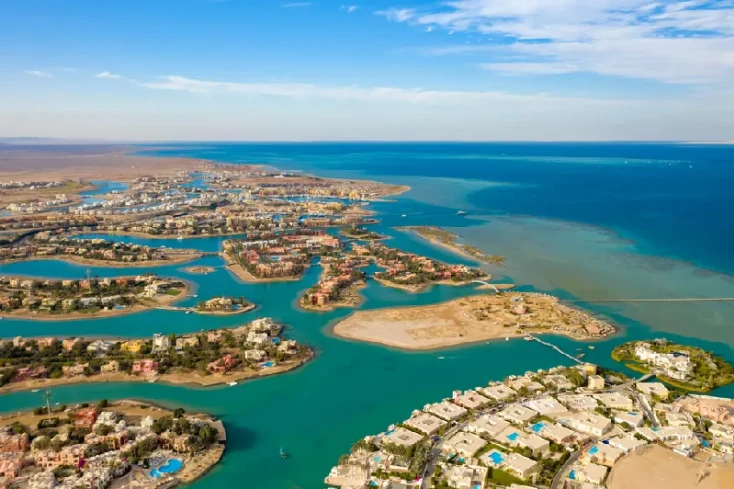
[331,293,615,350]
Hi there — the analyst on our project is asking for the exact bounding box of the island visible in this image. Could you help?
[0,399,225,489]
[0,317,313,393]
[325,361,734,489]
[195,296,255,315]
[365,242,489,292]
[1,232,202,267]
[332,293,616,350]
[611,339,734,392]
[340,225,387,241]
[184,266,216,274]
[0,274,188,320]
[300,256,368,311]
[399,226,506,265]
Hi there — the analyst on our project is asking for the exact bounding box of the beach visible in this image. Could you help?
[332,293,615,350]
[1,252,202,268]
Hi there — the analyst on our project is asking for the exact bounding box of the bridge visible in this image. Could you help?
[524,334,583,364]
[562,297,734,304]
[471,280,500,293]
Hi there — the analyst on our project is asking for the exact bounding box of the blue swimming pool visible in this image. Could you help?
[569,469,576,480]
[261,361,275,367]
[588,446,599,455]
[149,459,183,478]
[530,422,546,433]
[488,451,504,465]
[506,432,520,441]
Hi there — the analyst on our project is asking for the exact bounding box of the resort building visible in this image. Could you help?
[498,404,536,425]
[636,426,698,445]
[131,359,159,376]
[479,383,517,402]
[562,412,613,437]
[100,360,120,373]
[571,463,608,485]
[444,464,488,489]
[151,333,171,353]
[505,376,545,394]
[452,390,491,410]
[558,394,600,412]
[634,343,694,381]
[663,411,695,427]
[426,401,468,422]
[529,422,583,445]
[607,434,648,454]
[465,414,510,439]
[443,432,487,458]
[496,427,549,456]
[523,396,569,416]
[120,339,146,353]
[543,374,575,391]
[0,431,29,452]
[481,449,540,481]
[709,423,734,443]
[587,375,605,391]
[582,442,624,467]
[614,410,644,428]
[594,393,634,411]
[404,412,447,436]
[637,381,670,399]
[383,427,423,449]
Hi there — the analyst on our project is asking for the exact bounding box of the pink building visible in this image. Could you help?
[207,354,241,374]
[131,359,159,376]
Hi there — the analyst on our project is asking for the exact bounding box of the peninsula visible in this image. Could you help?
[326,361,734,489]
[0,317,312,393]
[0,274,187,320]
[399,226,506,265]
[0,399,225,489]
[332,293,615,350]
[301,256,368,311]
[612,339,734,392]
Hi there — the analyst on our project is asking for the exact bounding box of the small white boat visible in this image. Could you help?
[505,337,509,341]
[185,310,191,314]
[401,214,407,217]
[457,210,467,215]
[588,345,595,350]
[227,381,238,387]
[177,235,184,241]
[438,356,445,360]
[31,389,39,393]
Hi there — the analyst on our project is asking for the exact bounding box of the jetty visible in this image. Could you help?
[525,334,583,364]
[562,297,734,304]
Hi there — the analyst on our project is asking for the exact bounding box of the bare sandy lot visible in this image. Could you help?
[0,144,205,182]
[332,292,614,349]
[608,445,734,489]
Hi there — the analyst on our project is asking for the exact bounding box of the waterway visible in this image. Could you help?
[2,143,734,489]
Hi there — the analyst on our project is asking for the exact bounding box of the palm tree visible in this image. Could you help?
[43,390,52,419]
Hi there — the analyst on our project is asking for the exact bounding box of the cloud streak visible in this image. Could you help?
[377,0,734,85]
[24,70,54,78]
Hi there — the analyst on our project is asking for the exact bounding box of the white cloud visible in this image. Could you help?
[377,0,734,84]
[24,70,53,78]
[97,72,636,107]
[340,5,358,13]
[95,71,124,79]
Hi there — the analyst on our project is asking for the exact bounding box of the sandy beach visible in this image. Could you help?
[373,275,488,293]
[607,444,734,489]
[332,293,615,350]
[1,252,202,268]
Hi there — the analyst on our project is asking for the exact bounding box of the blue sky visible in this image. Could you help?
[1,0,733,141]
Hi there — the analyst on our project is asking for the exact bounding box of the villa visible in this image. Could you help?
[452,390,491,410]
[498,404,536,425]
[530,422,582,445]
[465,414,510,439]
[404,412,447,436]
[607,434,648,454]
[614,411,644,428]
[383,427,423,449]
[637,381,670,399]
[496,427,549,456]
[523,396,569,416]
[131,359,159,376]
[558,394,600,412]
[444,464,487,489]
[543,374,575,391]
[582,442,624,467]
[562,412,612,437]
[570,462,608,485]
[634,343,694,380]
[443,432,486,457]
[594,392,634,411]
[481,449,540,481]
[426,401,468,422]
[480,383,516,401]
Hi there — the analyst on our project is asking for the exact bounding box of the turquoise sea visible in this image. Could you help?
[2,142,734,489]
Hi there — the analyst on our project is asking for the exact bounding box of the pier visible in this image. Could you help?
[524,334,583,364]
[561,297,734,304]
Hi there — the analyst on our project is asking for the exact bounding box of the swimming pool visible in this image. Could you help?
[506,432,520,441]
[530,422,546,433]
[149,459,183,478]
[261,361,275,367]
[588,446,599,455]
[568,469,576,480]
[488,451,504,465]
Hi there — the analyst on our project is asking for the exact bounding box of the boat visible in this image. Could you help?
[401,214,407,217]
[31,389,39,393]
[505,337,509,341]
[588,346,595,350]
[457,210,467,215]
[177,235,183,241]
[227,381,238,387]
[438,356,445,360]
[280,446,288,459]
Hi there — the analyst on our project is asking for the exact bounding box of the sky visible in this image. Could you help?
[1,0,733,141]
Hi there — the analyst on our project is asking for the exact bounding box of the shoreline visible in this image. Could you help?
[331,293,615,351]
[0,353,313,395]
[0,252,202,268]
[0,282,191,321]
[372,275,487,293]
[222,251,305,283]
[194,302,257,316]
[298,282,367,312]
[397,226,505,266]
